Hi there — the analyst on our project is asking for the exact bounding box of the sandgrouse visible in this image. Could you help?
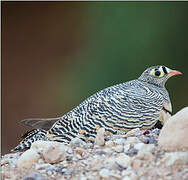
[12,65,182,151]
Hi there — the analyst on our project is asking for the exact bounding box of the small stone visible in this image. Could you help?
[156,161,161,166]
[112,145,124,153]
[111,135,127,141]
[138,144,155,154]
[76,154,82,159]
[110,171,122,179]
[70,137,87,148]
[125,137,141,146]
[86,142,93,149]
[1,152,21,167]
[105,157,117,169]
[75,147,86,156]
[152,128,160,135]
[158,107,188,151]
[136,144,155,160]
[125,148,138,156]
[80,176,87,180]
[16,149,40,168]
[88,136,95,143]
[105,140,114,147]
[132,159,142,170]
[99,168,110,178]
[31,141,52,151]
[35,141,68,163]
[147,135,157,144]
[55,166,66,174]
[95,128,105,146]
[93,150,106,155]
[38,158,45,164]
[139,177,147,180]
[23,173,47,180]
[124,144,131,152]
[126,128,140,137]
[122,170,138,180]
[46,171,52,176]
[116,153,132,167]
[134,143,145,150]
[0,159,9,166]
[64,169,74,176]
[139,135,150,144]
[139,135,157,145]
[123,176,131,180]
[1,170,12,179]
[103,148,113,154]
[35,163,53,170]
[161,152,188,166]
[114,138,125,145]
[90,159,103,171]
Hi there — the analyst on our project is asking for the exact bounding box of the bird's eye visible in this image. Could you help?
[155,71,161,76]
[152,69,165,78]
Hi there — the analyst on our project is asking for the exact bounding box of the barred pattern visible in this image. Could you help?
[12,129,48,151]
[47,79,170,143]
[12,65,174,151]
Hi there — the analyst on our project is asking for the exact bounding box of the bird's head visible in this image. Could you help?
[138,65,182,87]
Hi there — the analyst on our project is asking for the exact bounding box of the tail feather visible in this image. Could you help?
[11,129,49,152]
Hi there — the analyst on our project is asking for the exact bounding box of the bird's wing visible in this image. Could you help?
[85,83,164,132]
[21,118,60,130]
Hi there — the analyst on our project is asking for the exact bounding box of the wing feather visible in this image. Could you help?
[21,118,60,130]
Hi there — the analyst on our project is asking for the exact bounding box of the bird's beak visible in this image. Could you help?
[168,70,182,77]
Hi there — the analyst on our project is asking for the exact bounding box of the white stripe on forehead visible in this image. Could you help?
[159,66,172,74]
[165,67,172,73]
[159,66,163,72]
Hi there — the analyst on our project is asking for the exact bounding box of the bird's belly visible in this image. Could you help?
[159,102,172,125]
[105,111,159,133]
[160,109,172,125]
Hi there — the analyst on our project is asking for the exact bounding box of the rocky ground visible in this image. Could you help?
[1,107,188,180]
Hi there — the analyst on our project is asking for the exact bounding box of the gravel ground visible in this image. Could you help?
[1,128,188,180]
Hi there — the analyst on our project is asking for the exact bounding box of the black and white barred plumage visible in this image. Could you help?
[12,65,182,151]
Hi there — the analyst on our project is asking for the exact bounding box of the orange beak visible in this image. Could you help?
[168,70,182,77]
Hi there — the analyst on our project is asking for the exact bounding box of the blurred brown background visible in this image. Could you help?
[2,2,188,154]
[2,2,90,154]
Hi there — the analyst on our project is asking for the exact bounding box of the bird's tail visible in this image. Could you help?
[11,129,49,152]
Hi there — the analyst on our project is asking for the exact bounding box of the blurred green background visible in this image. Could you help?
[2,2,188,154]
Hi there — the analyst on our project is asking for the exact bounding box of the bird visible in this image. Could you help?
[12,65,182,151]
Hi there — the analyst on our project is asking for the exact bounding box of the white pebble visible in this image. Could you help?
[123,176,131,180]
[95,128,105,146]
[134,142,145,150]
[116,153,131,167]
[125,137,141,145]
[99,168,110,178]
[124,144,131,152]
[16,149,40,168]
[35,163,53,170]
[114,138,125,145]
[162,152,188,166]
[112,145,124,153]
